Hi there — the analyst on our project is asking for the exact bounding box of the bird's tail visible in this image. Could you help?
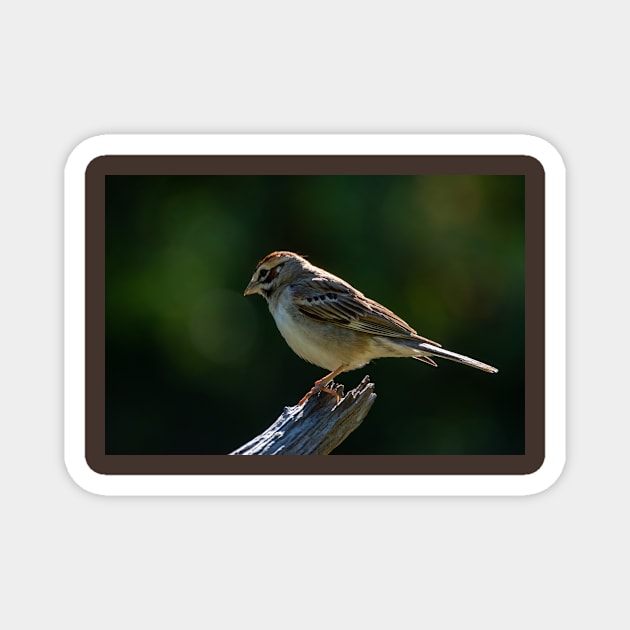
[414,343,498,374]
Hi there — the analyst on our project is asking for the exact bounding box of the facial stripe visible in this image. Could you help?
[259,262,283,284]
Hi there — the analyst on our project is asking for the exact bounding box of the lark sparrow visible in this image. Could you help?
[244,251,497,405]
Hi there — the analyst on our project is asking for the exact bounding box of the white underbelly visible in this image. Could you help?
[271,300,360,371]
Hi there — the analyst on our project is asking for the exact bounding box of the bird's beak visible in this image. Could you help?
[243,280,258,296]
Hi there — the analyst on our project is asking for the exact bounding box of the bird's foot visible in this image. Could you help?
[297,381,341,406]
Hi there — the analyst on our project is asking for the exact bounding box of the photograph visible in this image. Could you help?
[87,153,539,475]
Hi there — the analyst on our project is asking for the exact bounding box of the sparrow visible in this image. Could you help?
[244,251,497,405]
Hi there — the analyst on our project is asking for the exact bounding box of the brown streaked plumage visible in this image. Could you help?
[244,251,497,405]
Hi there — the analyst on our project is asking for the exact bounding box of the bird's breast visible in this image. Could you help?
[269,298,370,372]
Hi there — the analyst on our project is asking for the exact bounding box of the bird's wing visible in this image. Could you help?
[291,276,441,346]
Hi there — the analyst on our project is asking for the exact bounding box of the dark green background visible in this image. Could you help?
[105,174,524,455]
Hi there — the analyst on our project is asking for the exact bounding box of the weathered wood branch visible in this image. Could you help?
[230,375,377,455]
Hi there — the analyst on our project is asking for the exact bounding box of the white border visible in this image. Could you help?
[64,134,566,496]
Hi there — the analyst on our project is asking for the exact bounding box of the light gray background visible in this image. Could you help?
[1,2,625,628]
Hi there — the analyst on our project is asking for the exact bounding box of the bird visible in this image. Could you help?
[244,251,497,405]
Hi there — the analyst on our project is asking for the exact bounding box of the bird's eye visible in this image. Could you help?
[259,268,269,279]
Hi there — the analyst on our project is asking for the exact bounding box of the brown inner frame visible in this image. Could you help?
[85,155,544,475]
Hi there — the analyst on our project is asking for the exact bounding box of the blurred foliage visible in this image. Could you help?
[105,173,524,455]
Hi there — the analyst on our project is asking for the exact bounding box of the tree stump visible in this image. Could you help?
[230,375,376,455]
